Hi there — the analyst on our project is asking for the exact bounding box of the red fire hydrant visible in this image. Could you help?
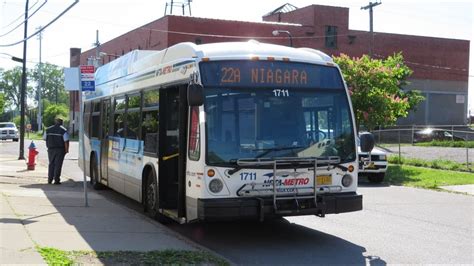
[27,141,39,170]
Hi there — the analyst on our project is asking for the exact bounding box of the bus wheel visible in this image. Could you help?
[145,172,159,219]
[145,172,171,223]
[90,157,105,190]
[368,173,385,184]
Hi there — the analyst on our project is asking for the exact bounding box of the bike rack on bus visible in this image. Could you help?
[235,157,343,219]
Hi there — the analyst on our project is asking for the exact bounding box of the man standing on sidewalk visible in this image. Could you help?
[43,115,69,184]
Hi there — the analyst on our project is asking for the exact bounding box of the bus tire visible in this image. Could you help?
[368,173,385,184]
[144,171,171,224]
[145,173,158,219]
[90,156,105,190]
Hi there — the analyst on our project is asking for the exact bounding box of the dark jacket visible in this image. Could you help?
[45,124,67,149]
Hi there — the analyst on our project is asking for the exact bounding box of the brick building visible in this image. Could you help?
[74,4,470,126]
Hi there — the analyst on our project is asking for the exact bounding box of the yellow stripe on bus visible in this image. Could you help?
[162,153,179,161]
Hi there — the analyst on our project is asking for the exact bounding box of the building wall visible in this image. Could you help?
[78,4,470,125]
[81,17,170,65]
[398,79,468,125]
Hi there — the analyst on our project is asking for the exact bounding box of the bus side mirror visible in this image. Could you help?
[360,132,375,153]
[188,83,204,106]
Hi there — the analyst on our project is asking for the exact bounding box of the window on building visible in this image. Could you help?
[142,89,159,154]
[325,26,338,48]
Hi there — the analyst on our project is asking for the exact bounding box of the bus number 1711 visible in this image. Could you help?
[273,89,289,97]
[240,172,257,181]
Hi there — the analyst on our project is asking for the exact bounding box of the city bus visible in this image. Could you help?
[79,40,371,223]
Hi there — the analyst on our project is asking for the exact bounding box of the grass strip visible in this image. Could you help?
[37,247,74,266]
[414,140,474,148]
[25,132,78,141]
[388,155,472,172]
[386,164,474,189]
[37,247,228,266]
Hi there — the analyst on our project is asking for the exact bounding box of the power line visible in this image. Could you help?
[1,0,39,29]
[0,0,78,47]
[136,26,371,40]
[0,0,47,38]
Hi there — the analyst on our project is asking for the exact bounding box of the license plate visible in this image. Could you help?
[317,175,332,185]
[366,162,376,169]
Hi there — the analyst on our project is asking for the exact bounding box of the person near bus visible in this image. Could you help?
[43,115,69,184]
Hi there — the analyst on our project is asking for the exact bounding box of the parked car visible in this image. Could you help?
[357,137,387,183]
[413,128,464,143]
[0,122,19,142]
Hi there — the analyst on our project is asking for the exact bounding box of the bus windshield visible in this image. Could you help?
[204,87,356,165]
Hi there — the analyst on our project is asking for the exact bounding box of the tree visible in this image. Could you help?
[333,53,424,131]
[0,93,5,115]
[29,63,69,106]
[0,67,33,110]
[13,114,31,127]
[43,103,69,128]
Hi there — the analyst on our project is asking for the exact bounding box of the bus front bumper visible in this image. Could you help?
[197,192,362,221]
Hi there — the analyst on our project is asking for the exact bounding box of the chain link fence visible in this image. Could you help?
[371,125,474,172]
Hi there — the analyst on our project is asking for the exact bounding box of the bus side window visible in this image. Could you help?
[142,89,159,154]
[91,101,101,138]
[188,106,200,160]
[126,93,141,140]
[114,97,126,137]
[83,102,92,137]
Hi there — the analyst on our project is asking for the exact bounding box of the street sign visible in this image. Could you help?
[80,65,95,91]
[64,68,80,91]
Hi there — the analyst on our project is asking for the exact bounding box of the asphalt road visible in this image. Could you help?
[1,140,472,264]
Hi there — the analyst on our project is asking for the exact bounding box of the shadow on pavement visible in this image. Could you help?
[12,179,196,263]
[168,218,386,265]
[358,180,391,188]
[0,218,37,225]
[16,179,387,265]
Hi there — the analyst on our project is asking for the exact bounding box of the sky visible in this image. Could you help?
[0,0,473,115]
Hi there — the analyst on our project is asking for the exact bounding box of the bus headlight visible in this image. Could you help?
[209,179,224,193]
[341,174,353,187]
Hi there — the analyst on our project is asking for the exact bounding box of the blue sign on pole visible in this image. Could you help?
[81,80,95,91]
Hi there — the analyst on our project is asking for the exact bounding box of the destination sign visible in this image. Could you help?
[199,60,343,89]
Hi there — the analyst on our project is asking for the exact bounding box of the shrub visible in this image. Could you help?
[43,104,68,127]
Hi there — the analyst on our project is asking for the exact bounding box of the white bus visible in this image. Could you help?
[79,40,372,223]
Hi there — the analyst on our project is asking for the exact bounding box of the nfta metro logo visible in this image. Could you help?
[262,172,310,186]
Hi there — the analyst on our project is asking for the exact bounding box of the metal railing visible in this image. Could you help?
[371,125,473,172]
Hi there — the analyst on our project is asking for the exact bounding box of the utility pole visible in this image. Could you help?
[19,0,29,160]
[93,30,101,67]
[37,26,43,132]
[361,1,382,57]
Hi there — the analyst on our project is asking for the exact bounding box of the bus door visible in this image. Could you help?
[100,99,111,184]
[158,87,185,215]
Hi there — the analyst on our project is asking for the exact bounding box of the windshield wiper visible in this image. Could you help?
[227,159,242,175]
[254,146,304,159]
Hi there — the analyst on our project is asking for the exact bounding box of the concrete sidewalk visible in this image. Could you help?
[440,184,474,195]
[0,154,200,264]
